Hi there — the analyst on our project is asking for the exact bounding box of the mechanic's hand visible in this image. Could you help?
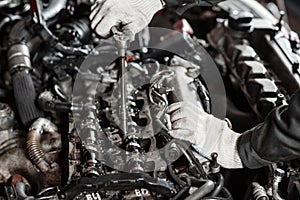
[166,102,243,169]
[90,0,163,40]
[166,102,210,145]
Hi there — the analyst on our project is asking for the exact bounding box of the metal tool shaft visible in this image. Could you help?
[120,54,127,136]
[112,27,129,136]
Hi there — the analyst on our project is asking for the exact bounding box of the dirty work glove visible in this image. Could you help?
[166,102,243,169]
[90,0,163,40]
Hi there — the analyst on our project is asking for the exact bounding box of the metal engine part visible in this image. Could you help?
[0,0,299,199]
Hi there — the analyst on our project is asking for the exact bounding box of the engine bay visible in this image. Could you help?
[0,0,300,199]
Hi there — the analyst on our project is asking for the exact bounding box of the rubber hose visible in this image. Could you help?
[8,19,44,127]
[8,19,31,46]
[172,177,191,200]
[12,71,43,127]
[202,187,233,200]
[168,165,186,187]
[185,180,215,200]
[209,173,225,197]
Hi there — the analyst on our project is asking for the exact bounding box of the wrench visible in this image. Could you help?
[111,26,131,136]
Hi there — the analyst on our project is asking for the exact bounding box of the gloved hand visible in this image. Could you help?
[166,102,243,169]
[90,0,163,40]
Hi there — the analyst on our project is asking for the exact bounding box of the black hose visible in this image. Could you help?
[190,177,208,187]
[8,19,31,46]
[12,71,43,127]
[168,165,186,187]
[178,140,208,179]
[172,176,191,200]
[185,180,215,200]
[194,77,211,114]
[38,91,71,112]
[167,165,192,199]
[8,19,43,127]
[209,173,225,197]
[187,147,208,177]
[202,188,234,200]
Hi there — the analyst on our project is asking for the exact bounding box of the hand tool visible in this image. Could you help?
[111,26,131,136]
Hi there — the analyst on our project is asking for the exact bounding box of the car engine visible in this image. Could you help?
[0,0,300,199]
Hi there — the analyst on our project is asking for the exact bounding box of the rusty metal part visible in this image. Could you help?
[0,147,42,186]
[0,130,61,191]
[27,118,60,173]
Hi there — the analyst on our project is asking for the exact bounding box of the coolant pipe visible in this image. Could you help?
[26,118,59,173]
[185,180,215,200]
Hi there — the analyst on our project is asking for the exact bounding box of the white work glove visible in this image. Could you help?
[89,0,163,40]
[166,102,243,169]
